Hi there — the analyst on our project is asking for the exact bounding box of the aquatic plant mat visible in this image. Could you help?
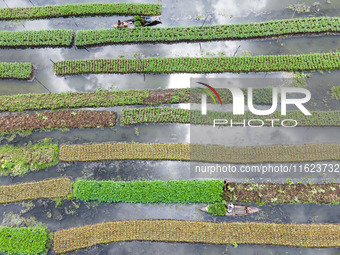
[0,110,116,134]
[0,226,50,255]
[0,178,71,204]
[75,17,340,46]
[0,30,73,48]
[53,220,340,252]
[0,62,33,80]
[224,183,340,204]
[0,139,58,176]
[0,88,278,112]
[121,108,340,127]
[0,3,161,20]
[59,143,340,163]
[53,52,340,75]
[73,179,223,203]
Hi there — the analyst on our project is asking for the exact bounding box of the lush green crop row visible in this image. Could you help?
[0,87,276,112]
[0,29,73,47]
[54,220,340,253]
[0,226,50,255]
[0,62,33,79]
[59,142,340,163]
[121,107,340,127]
[0,139,59,176]
[0,3,161,20]
[53,53,340,76]
[225,183,340,205]
[0,178,71,203]
[75,17,340,46]
[73,179,223,204]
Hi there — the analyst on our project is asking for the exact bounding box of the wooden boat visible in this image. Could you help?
[200,203,261,216]
[113,16,161,28]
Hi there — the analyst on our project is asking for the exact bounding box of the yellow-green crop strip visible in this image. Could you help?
[121,108,340,127]
[0,62,33,80]
[0,3,161,20]
[0,178,71,204]
[53,52,340,76]
[53,220,340,253]
[0,30,74,48]
[59,142,340,163]
[75,17,340,46]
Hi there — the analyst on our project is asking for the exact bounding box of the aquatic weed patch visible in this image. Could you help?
[53,53,340,76]
[0,178,71,204]
[0,62,33,80]
[59,142,340,163]
[0,139,58,176]
[0,110,116,135]
[0,30,73,48]
[53,220,340,253]
[75,17,340,46]
[0,226,50,255]
[73,179,223,203]
[121,108,340,127]
[0,3,161,20]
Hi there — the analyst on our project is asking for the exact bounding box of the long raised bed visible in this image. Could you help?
[0,110,116,135]
[59,142,340,163]
[0,62,33,80]
[0,178,71,203]
[121,107,340,127]
[0,29,74,48]
[0,3,161,20]
[53,52,340,76]
[75,17,340,46]
[53,220,340,253]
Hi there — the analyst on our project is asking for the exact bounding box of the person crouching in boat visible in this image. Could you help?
[227,202,234,213]
[117,20,127,28]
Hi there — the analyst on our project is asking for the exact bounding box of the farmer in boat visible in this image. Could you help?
[117,20,122,27]
[227,202,234,213]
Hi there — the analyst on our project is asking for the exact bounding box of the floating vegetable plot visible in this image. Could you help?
[0,110,116,135]
[0,3,161,20]
[0,62,33,80]
[59,142,340,163]
[121,108,340,127]
[73,179,223,203]
[0,30,74,48]
[0,178,71,204]
[53,52,340,76]
[0,139,58,176]
[75,17,340,46]
[53,220,340,253]
[224,183,340,204]
[0,226,50,255]
[0,88,277,112]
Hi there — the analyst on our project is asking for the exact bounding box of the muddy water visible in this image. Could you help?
[0,0,339,254]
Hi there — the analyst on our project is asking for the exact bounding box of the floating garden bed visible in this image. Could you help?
[0,178,71,204]
[224,183,340,204]
[0,139,58,176]
[53,52,340,76]
[0,62,33,80]
[0,3,161,20]
[53,220,340,253]
[121,107,340,127]
[73,179,223,203]
[75,17,340,46]
[0,87,277,112]
[0,110,116,135]
[0,226,50,255]
[0,29,74,48]
[59,142,340,163]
